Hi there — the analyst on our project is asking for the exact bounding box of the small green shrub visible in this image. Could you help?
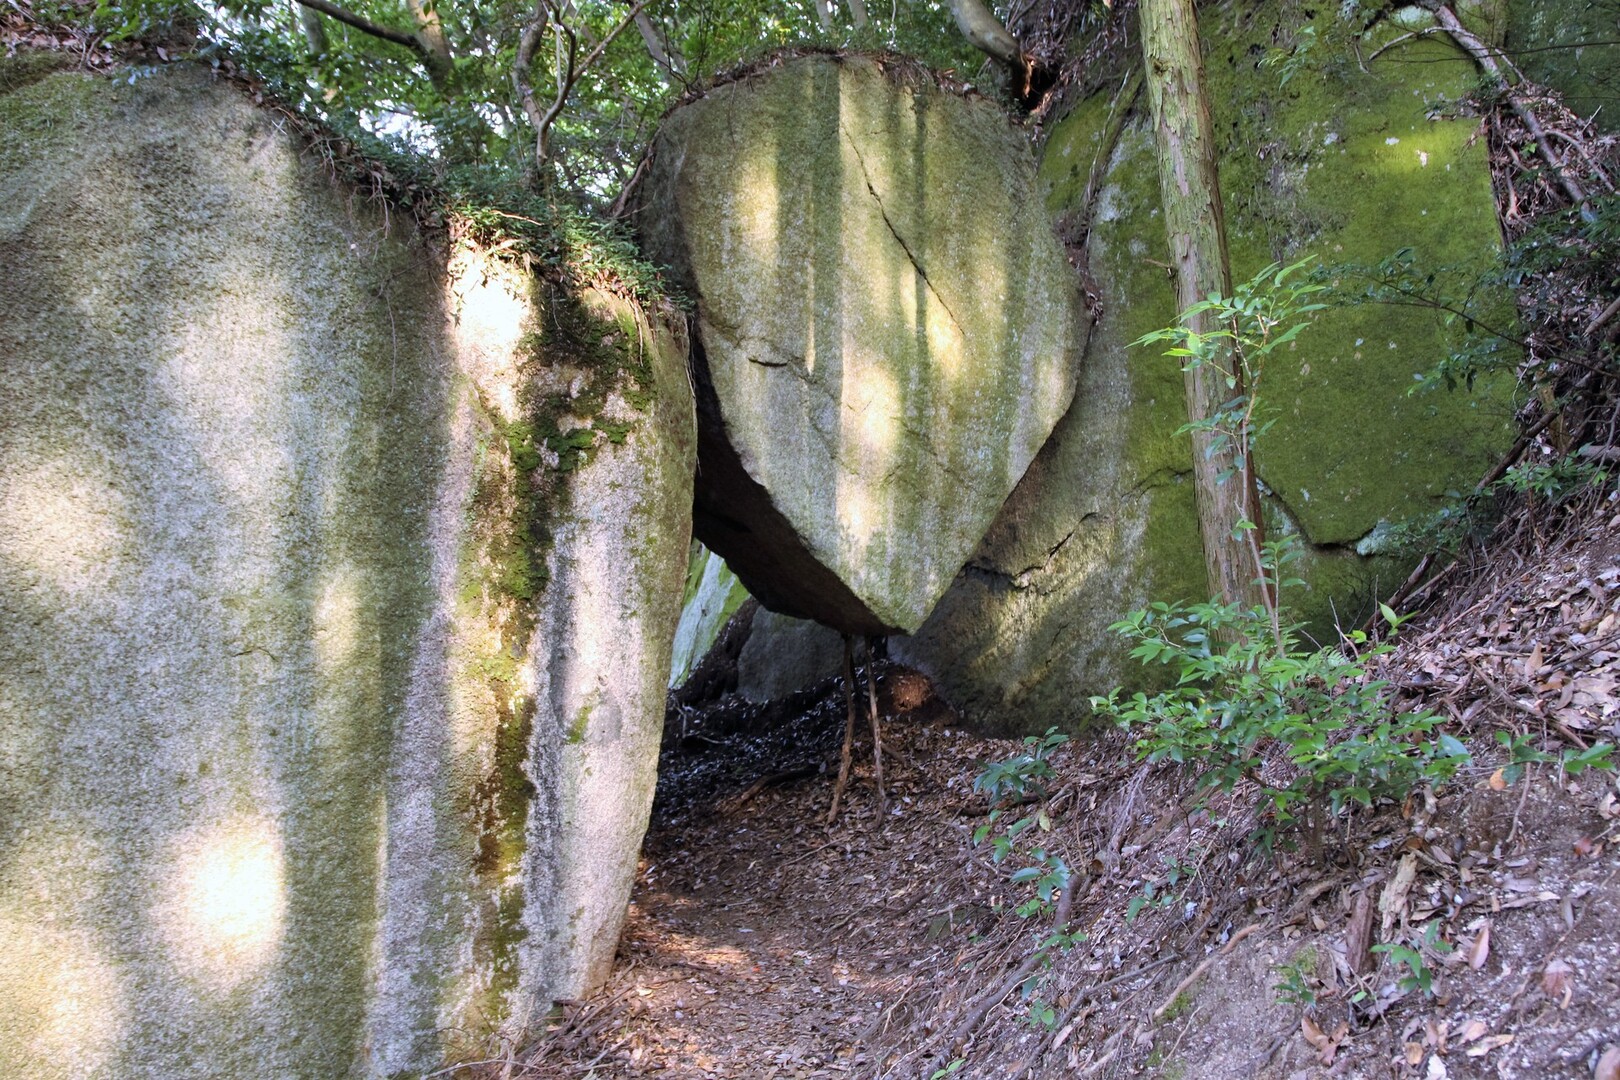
[1499,453,1611,504]
[1273,948,1319,1007]
[1126,852,1200,922]
[1092,594,1470,846]
[972,728,1075,918]
[1495,731,1617,784]
[1107,258,1471,848]
[1372,922,1452,996]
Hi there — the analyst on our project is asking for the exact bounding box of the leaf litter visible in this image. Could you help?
[444,492,1620,1079]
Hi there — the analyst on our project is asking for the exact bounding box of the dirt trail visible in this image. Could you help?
[494,508,1620,1080]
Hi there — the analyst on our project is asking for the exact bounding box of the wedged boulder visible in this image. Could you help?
[894,6,1518,732]
[642,53,1087,635]
[0,61,694,1079]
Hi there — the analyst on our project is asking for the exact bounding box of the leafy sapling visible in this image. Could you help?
[973,728,1075,918]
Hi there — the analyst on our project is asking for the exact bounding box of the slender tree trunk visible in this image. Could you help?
[405,0,454,87]
[946,0,1022,66]
[296,2,328,55]
[633,9,685,81]
[1138,0,1268,611]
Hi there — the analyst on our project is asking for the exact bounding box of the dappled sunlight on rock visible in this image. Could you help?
[0,913,125,1079]
[643,54,1086,634]
[0,460,126,594]
[448,253,533,422]
[161,815,286,989]
[314,563,365,670]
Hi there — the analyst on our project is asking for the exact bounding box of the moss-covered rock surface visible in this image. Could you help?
[669,543,751,687]
[642,53,1087,635]
[894,3,1518,733]
[0,62,693,1079]
[1507,0,1620,132]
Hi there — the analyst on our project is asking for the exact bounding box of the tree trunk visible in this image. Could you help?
[946,0,1022,67]
[405,0,454,87]
[297,2,328,56]
[1138,0,1268,611]
[634,9,685,81]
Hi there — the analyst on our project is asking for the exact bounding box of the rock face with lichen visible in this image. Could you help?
[893,4,1518,733]
[641,53,1087,635]
[0,60,693,1079]
[668,543,751,687]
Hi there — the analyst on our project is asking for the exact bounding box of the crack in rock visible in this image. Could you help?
[839,120,969,342]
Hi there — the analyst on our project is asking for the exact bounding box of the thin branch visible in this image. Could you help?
[292,0,428,58]
[517,0,652,172]
[633,9,685,83]
[512,0,552,171]
[1427,3,1595,221]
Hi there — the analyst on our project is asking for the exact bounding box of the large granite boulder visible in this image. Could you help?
[642,53,1088,635]
[894,6,1518,732]
[0,61,694,1079]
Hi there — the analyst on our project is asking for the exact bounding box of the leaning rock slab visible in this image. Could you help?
[0,61,693,1079]
[668,543,751,687]
[895,6,1517,732]
[642,54,1087,634]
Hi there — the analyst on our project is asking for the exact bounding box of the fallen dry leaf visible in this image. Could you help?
[1466,921,1491,970]
[1405,1040,1425,1066]
[1489,768,1509,791]
[1574,835,1603,857]
[1302,1014,1349,1065]
[1594,1044,1620,1080]
[1458,1019,1488,1044]
[1542,959,1575,1007]
[1466,1034,1514,1057]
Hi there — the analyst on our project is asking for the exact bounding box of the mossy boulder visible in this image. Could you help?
[642,53,1087,635]
[0,62,694,1078]
[1507,0,1620,132]
[893,3,1518,733]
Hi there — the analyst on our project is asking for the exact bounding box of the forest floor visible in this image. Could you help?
[461,496,1620,1080]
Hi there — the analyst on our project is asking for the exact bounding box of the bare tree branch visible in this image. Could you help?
[1425,2,1596,221]
[634,8,685,82]
[946,0,1021,66]
[512,0,552,170]
[513,0,653,179]
[291,0,430,58]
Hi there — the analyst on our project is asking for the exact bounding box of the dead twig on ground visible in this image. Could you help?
[1152,921,1263,1019]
